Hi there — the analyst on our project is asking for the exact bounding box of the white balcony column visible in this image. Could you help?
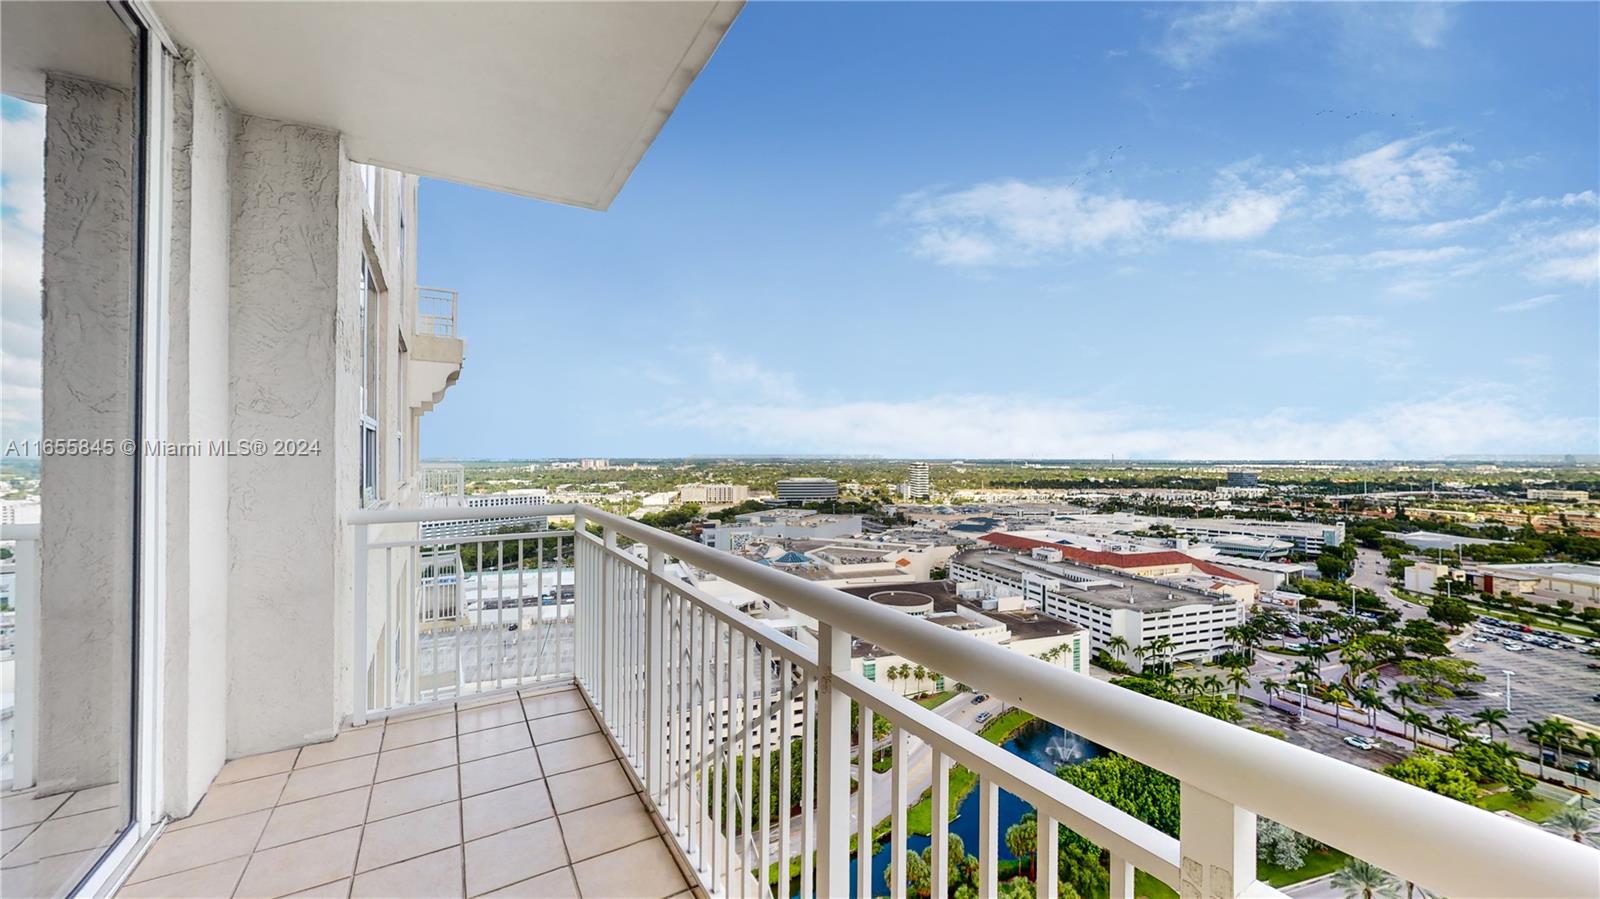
[573,509,588,691]
[814,621,851,898]
[1038,815,1060,899]
[7,528,41,789]
[352,522,369,726]
[644,546,667,799]
[1179,782,1256,899]
[1108,851,1134,899]
[601,525,618,720]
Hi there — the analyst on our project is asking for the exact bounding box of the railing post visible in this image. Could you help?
[573,509,587,691]
[352,523,369,726]
[1179,782,1256,899]
[645,546,666,799]
[1108,851,1134,899]
[815,622,851,899]
[1038,815,1060,899]
[601,525,617,720]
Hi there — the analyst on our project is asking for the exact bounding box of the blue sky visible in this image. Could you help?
[417,2,1598,461]
[4,4,1596,461]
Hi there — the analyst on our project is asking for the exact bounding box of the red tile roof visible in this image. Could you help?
[978,533,1244,581]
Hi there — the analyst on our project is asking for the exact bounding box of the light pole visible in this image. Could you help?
[1502,669,1514,714]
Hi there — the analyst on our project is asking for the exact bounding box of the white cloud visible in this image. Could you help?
[1328,135,1475,220]
[1393,190,1597,240]
[895,180,1164,266]
[658,386,1591,460]
[1,98,45,445]
[1253,245,1472,274]
[1154,3,1282,72]
[1523,226,1600,285]
[1496,294,1563,313]
[1167,185,1296,241]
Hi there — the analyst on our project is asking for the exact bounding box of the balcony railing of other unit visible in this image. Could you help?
[347,503,1600,899]
[416,286,459,338]
[419,462,466,508]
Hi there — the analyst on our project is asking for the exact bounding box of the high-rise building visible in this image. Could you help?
[907,462,931,499]
[1225,470,1259,487]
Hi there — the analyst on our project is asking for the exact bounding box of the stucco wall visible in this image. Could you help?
[37,73,136,793]
[226,115,346,756]
[162,57,235,814]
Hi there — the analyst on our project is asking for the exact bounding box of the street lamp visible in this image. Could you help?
[1502,669,1514,714]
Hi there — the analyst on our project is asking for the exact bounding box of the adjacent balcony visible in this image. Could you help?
[14,504,1589,898]
[408,288,466,414]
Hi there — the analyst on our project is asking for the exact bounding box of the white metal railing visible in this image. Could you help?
[416,286,458,338]
[419,462,466,507]
[1,523,40,790]
[347,503,1600,899]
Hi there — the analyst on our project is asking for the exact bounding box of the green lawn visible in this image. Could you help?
[902,711,1038,837]
[914,690,960,710]
[1259,847,1353,887]
[978,708,1036,743]
[1479,790,1563,822]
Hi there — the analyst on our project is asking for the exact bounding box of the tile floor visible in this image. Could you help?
[2,781,129,898]
[114,683,706,898]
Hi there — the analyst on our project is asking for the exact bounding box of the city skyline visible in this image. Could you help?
[411,2,1598,461]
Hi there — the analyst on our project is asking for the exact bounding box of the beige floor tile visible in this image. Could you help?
[368,767,459,822]
[376,738,458,783]
[459,749,542,799]
[459,722,532,764]
[477,865,579,899]
[460,780,553,842]
[520,690,586,721]
[0,848,100,899]
[53,783,123,818]
[298,728,384,768]
[571,837,687,899]
[532,733,615,776]
[544,760,634,814]
[557,794,659,862]
[462,818,567,897]
[356,801,460,873]
[233,826,362,899]
[0,792,70,829]
[214,748,300,785]
[280,754,378,804]
[168,773,286,830]
[259,787,371,850]
[2,823,37,855]
[456,702,525,736]
[383,714,456,751]
[126,810,269,883]
[351,846,463,898]
[457,692,521,712]
[528,710,597,744]
[385,703,455,724]
[3,806,124,868]
[115,856,247,898]
[283,877,351,898]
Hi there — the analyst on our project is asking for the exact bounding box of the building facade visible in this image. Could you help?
[775,477,840,503]
[906,462,931,500]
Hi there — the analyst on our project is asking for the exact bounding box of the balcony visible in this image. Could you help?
[46,504,1594,897]
[408,288,466,414]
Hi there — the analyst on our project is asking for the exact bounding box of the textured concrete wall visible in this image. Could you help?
[37,73,135,794]
[227,115,346,756]
[162,58,235,814]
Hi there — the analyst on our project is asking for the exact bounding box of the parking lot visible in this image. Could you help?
[1438,624,1600,753]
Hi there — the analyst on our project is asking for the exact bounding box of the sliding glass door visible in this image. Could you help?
[1,3,155,895]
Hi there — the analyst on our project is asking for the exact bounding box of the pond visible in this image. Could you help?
[828,720,1107,899]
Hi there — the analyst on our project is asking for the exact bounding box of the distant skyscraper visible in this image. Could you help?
[1225,471,1259,488]
[907,462,931,499]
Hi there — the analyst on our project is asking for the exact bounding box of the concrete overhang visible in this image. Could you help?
[151,1,742,210]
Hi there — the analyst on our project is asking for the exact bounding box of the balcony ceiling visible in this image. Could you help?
[152,1,742,210]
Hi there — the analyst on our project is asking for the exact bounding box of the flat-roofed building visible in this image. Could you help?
[1528,488,1590,502]
[776,476,840,503]
[678,482,750,504]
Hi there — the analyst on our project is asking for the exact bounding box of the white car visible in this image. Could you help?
[1344,736,1377,751]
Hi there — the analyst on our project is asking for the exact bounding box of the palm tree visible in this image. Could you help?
[1543,806,1599,845]
[912,664,927,690]
[1401,710,1432,749]
[1544,718,1578,768]
[1005,814,1038,876]
[1388,680,1420,712]
[886,665,901,694]
[1325,686,1348,730]
[1106,635,1130,664]
[1472,707,1510,738]
[1437,714,1469,748]
[1226,667,1250,699]
[1201,674,1224,696]
[1580,734,1600,780]
[1261,677,1281,710]
[1330,859,1401,899]
[1522,721,1560,778]
[1356,687,1383,737]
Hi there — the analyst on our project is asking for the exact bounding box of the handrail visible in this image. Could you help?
[349,502,1600,898]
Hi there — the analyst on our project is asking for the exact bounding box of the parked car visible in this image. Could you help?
[1344,736,1377,751]
[976,711,992,724]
